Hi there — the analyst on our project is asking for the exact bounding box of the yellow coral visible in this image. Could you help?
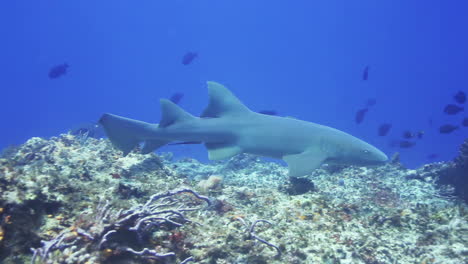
[0,208,4,214]
[400,209,412,217]
[0,226,4,241]
[102,248,113,257]
[298,214,307,220]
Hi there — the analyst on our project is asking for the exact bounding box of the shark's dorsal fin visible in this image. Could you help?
[201,81,251,118]
[160,99,196,127]
[283,149,327,177]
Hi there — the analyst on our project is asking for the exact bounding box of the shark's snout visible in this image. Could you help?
[376,150,389,163]
[366,147,388,165]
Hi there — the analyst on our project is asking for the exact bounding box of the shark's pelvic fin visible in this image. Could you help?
[141,139,169,154]
[205,142,242,160]
[201,81,251,118]
[283,149,327,177]
[159,99,196,127]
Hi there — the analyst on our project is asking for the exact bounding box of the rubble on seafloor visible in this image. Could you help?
[0,134,467,264]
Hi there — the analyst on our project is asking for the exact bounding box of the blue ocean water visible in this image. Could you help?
[1,1,467,168]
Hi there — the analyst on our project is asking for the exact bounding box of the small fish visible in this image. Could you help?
[378,123,392,136]
[399,140,416,148]
[338,179,345,187]
[439,124,459,134]
[362,65,369,81]
[454,91,466,104]
[170,93,184,105]
[355,108,369,124]
[182,52,198,65]
[444,104,464,115]
[48,63,69,79]
[365,98,377,107]
[258,110,278,116]
[416,131,424,139]
[463,117,468,127]
[428,118,433,127]
[427,153,438,159]
[402,130,414,139]
[70,122,104,138]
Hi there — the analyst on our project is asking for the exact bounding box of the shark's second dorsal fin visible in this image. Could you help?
[159,99,195,127]
[201,81,251,118]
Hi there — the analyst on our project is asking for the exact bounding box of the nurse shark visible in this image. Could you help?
[99,81,388,177]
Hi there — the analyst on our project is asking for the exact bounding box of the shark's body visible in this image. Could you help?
[99,81,388,177]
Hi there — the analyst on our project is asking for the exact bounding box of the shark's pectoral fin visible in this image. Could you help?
[283,150,326,177]
[205,142,242,160]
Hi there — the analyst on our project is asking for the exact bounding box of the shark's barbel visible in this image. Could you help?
[99,81,388,177]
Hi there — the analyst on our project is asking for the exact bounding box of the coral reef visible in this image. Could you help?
[0,134,467,263]
[30,188,210,263]
[417,138,468,202]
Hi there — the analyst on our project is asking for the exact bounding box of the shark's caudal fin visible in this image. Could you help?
[201,81,252,118]
[99,113,165,155]
[99,99,198,155]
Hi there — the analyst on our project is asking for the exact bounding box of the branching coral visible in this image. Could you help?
[233,217,281,257]
[30,188,210,264]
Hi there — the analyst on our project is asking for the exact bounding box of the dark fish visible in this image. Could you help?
[399,140,416,148]
[444,104,463,115]
[182,52,198,65]
[463,117,468,127]
[48,63,69,79]
[454,91,466,104]
[416,131,424,139]
[378,123,392,136]
[402,130,414,139]
[258,110,278,116]
[170,93,184,105]
[365,98,376,107]
[428,118,433,127]
[168,141,201,145]
[70,122,104,138]
[439,124,459,134]
[427,153,438,159]
[362,65,369,81]
[355,108,369,124]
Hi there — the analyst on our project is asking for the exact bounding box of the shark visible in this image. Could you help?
[99,81,388,177]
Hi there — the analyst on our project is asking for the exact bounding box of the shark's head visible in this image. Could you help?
[330,137,388,166]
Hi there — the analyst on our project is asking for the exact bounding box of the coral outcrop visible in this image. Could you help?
[0,135,467,263]
[417,138,468,203]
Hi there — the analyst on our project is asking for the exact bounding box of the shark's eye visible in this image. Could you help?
[362,149,370,154]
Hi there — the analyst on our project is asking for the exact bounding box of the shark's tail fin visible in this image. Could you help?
[99,99,197,155]
[99,113,169,155]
